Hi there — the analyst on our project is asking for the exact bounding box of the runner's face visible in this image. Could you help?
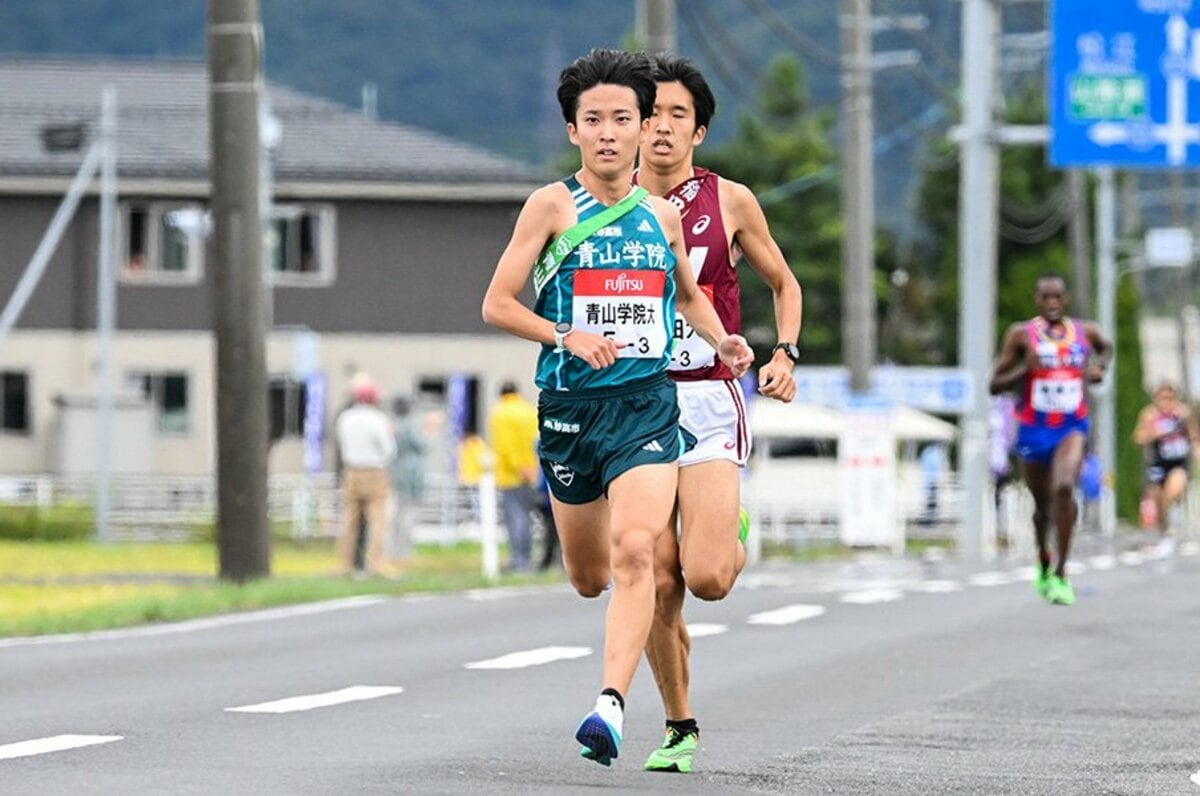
[641,80,706,173]
[567,84,647,179]
[1034,280,1068,322]
[1155,385,1177,408]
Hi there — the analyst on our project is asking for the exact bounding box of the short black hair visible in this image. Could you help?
[651,54,716,130]
[557,48,656,124]
[499,380,519,396]
[1035,273,1067,292]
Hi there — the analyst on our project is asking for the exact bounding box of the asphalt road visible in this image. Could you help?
[1,543,1198,795]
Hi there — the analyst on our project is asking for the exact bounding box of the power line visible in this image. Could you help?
[677,0,761,117]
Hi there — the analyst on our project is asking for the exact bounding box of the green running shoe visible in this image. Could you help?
[644,726,699,773]
[1034,564,1052,601]
[1046,575,1075,606]
[738,506,750,545]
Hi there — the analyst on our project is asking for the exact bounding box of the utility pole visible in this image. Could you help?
[637,0,677,54]
[208,0,271,582]
[95,87,117,543]
[1067,170,1092,317]
[840,0,876,393]
[956,0,1000,562]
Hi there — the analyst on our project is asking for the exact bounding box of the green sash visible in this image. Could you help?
[532,186,649,296]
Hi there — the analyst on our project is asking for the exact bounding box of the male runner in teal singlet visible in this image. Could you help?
[633,55,802,773]
[482,48,753,768]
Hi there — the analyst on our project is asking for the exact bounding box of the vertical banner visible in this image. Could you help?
[302,372,325,475]
[838,397,898,547]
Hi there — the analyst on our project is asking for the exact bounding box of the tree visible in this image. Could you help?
[700,56,845,362]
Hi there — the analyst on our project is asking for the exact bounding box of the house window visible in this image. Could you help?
[266,204,335,285]
[1,371,29,432]
[126,371,189,433]
[268,377,308,440]
[121,202,207,283]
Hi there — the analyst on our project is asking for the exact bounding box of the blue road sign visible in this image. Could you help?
[1050,0,1200,167]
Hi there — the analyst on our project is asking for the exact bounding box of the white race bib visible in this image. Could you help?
[1031,377,1082,413]
[572,270,667,359]
[1159,435,1190,460]
[668,283,716,372]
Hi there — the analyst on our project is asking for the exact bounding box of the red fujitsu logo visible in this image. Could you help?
[604,272,644,292]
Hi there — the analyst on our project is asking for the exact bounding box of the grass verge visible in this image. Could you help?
[0,539,560,638]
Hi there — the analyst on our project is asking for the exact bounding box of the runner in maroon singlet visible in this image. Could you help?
[633,54,803,773]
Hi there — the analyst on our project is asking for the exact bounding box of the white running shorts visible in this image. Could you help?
[676,378,751,467]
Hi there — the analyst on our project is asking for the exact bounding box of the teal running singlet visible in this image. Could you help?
[534,176,678,392]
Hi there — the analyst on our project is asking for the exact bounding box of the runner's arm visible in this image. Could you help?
[989,324,1029,395]
[1083,321,1113,384]
[1132,406,1158,446]
[725,180,800,402]
[482,186,622,369]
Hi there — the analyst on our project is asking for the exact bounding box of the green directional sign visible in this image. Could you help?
[1068,74,1146,120]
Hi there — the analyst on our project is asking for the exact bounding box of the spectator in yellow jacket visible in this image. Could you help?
[488,380,539,571]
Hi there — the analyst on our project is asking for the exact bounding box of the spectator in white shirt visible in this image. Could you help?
[334,373,397,577]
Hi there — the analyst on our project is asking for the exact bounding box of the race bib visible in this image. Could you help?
[668,284,716,372]
[572,270,667,359]
[1159,434,1190,460]
[1031,377,1082,413]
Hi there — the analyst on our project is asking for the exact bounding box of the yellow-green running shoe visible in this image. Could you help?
[644,726,699,773]
[1034,564,1052,601]
[738,506,750,545]
[1046,574,1075,606]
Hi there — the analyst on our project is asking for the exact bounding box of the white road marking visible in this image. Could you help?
[685,623,728,638]
[226,685,403,714]
[464,646,591,670]
[1065,561,1087,575]
[1118,551,1146,566]
[1010,567,1036,582]
[1087,555,1117,570]
[0,735,123,761]
[967,571,1013,587]
[0,596,389,649]
[840,589,904,605]
[1179,542,1200,557]
[747,604,827,625]
[908,579,963,593]
[1190,768,1200,787]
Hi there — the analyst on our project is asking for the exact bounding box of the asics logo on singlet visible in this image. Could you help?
[691,214,712,235]
[550,462,575,487]
[604,273,644,292]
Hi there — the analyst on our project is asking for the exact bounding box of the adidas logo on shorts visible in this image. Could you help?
[641,440,664,452]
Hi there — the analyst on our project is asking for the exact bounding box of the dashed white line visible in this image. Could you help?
[0,735,123,761]
[1191,768,1200,787]
[1087,555,1117,570]
[747,604,826,625]
[1179,542,1200,557]
[840,589,905,605]
[1118,551,1146,566]
[226,685,403,714]
[464,646,591,670]
[967,571,1013,587]
[685,623,729,638]
[908,579,963,593]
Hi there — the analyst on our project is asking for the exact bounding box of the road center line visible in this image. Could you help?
[685,623,728,638]
[226,685,403,714]
[967,571,1013,587]
[747,604,827,625]
[464,646,591,670]
[0,735,123,761]
[840,589,905,605]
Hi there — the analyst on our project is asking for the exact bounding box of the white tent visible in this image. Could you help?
[750,401,958,442]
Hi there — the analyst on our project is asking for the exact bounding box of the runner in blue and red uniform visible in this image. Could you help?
[633,55,802,773]
[990,274,1111,605]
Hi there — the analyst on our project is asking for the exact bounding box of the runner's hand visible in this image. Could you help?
[717,334,754,378]
[564,330,625,370]
[758,355,796,402]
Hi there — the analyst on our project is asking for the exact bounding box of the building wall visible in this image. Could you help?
[0,329,538,476]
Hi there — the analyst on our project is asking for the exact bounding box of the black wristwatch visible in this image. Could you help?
[772,342,800,362]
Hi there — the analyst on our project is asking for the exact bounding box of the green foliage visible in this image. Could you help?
[0,503,93,541]
[1114,277,1146,521]
[700,55,843,361]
